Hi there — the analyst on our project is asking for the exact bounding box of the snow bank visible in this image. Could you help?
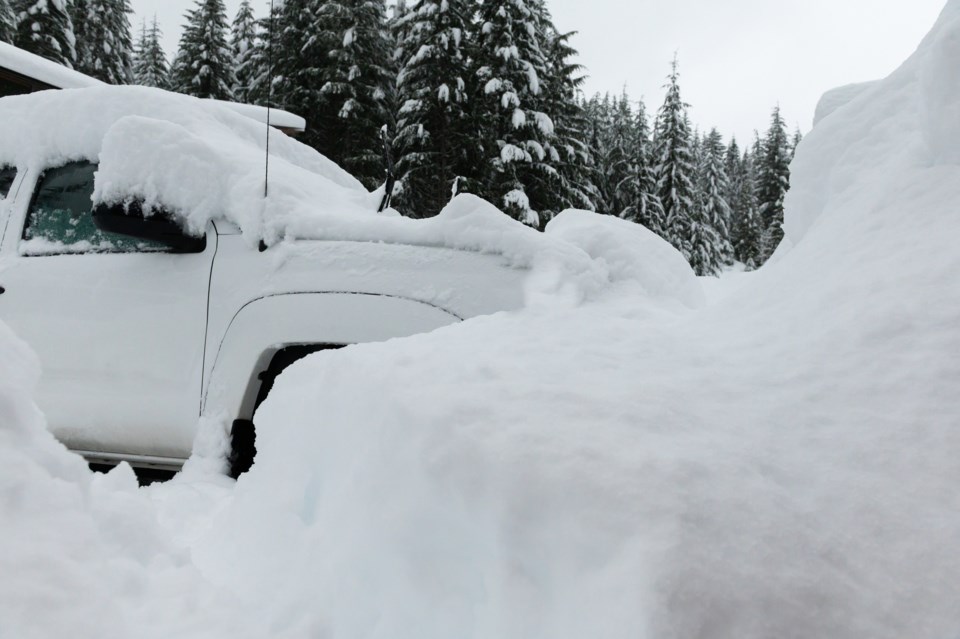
[173,3,960,637]
[4,3,960,637]
[812,80,879,126]
[786,0,960,244]
[0,320,275,638]
[545,210,704,309]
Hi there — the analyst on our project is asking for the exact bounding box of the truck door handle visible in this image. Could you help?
[0,285,5,295]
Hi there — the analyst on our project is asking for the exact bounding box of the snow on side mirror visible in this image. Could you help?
[92,202,206,254]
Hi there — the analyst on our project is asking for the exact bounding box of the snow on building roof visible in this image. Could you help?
[0,41,100,90]
[211,99,306,134]
[0,41,304,133]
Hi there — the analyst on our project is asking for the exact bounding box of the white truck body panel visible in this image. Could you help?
[0,164,527,466]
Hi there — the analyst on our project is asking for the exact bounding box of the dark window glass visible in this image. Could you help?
[0,166,15,199]
[21,161,166,255]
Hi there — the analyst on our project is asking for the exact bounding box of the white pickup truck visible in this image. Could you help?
[0,88,528,478]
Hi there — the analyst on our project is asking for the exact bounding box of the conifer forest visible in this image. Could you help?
[1,0,800,274]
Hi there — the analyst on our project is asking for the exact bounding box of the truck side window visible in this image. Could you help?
[0,166,15,199]
[20,161,166,256]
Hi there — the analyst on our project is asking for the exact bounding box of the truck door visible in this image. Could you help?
[0,161,214,463]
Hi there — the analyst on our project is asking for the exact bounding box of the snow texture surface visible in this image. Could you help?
[3,3,960,637]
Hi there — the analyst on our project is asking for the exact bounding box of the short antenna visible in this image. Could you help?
[264,0,276,199]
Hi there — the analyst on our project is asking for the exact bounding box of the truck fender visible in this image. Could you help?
[201,292,460,422]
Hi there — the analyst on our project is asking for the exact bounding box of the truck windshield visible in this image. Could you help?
[0,166,15,200]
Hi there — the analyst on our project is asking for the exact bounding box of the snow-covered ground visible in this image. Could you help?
[4,2,960,638]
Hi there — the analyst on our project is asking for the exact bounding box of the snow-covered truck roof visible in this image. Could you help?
[0,41,305,135]
[0,85,703,309]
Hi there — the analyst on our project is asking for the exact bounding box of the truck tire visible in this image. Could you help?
[227,344,343,478]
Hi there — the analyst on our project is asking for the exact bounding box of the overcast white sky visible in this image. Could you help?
[132,0,947,141]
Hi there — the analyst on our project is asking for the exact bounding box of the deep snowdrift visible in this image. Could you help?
[2,2,960,638]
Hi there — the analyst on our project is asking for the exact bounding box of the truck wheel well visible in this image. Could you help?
[228,343,344,478]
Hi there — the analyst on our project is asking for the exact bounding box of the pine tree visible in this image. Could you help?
[242,2,280,107]
[323,0,394,188]
[695,127,733,273]
[13,0,76,67]
[473,0,553,226]
[230,0,258,103]
[790,126,803,156]
[601,90,634,215]
[539,26,597,214]
[616,99,664,232]
[274,0,391,188]
[172,0,235,100]
[680,124,721,276]
[584,93,615,212]
[72,0,133,84]
[131,16,168,88]
[653,57,696,258]
[723,136,742,211]
[0,0,15,44]
[756,105,791,262]
[731,144,762,268]
[518,1,594,222]
[393,0,474,217]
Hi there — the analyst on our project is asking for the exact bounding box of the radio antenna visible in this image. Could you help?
[264,0,275,199]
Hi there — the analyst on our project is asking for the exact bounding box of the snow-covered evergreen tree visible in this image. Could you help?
[681,123,723,276]
[393,0,474,217]
[600,90,634,214]
[131,16,168,88]
[387,0,414,76]
[274,0,391,188]
[695,127,733,272]
[616,99,664,232]
[72,0,133,84]
[584,93,616,212]
[723,136,742,210]
[230,0,258,103]
[0,0,16,44]
[241,2,279,107]
[172,0,235,100]
[523,2,594,220]
[730,144,762,269]
[653,57,696,257]
[791,126,803,156]
[13,0,76,67]
[756,105,791,262]
[473,0,553,226]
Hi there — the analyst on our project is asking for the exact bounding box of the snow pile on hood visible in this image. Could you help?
[172,3,959,637]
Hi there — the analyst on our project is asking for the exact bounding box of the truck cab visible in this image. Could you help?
[0,102,527,479]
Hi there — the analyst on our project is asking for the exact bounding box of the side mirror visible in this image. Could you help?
[92,201,206,253]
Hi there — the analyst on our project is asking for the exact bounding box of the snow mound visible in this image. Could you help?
[0,320,277,638]
[545,209,704,309]
[5,4,960,637]
[174,2,960,637]
[786,0,960,244]
[812,80,879,126]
